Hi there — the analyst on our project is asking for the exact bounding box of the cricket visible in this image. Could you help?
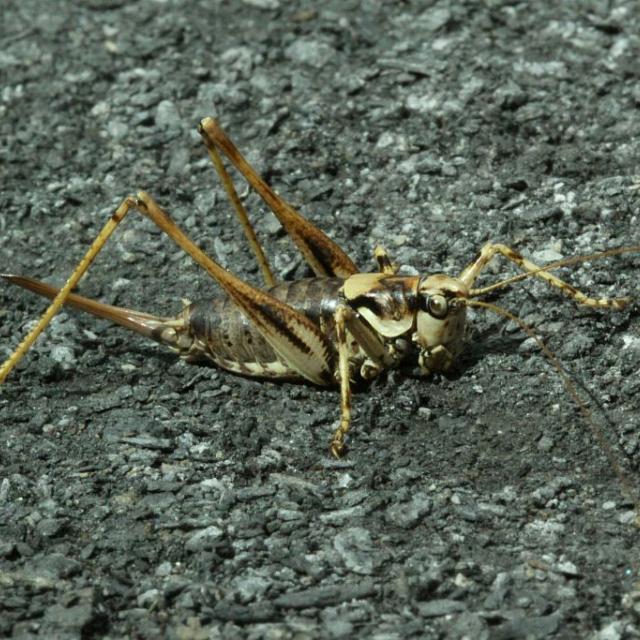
[0,117,638,465]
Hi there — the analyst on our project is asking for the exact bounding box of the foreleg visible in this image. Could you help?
[460,242,629,309]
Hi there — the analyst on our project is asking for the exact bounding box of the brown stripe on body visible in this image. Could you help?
[186,278,343,382]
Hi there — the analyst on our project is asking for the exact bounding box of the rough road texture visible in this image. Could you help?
[1,1,639,638]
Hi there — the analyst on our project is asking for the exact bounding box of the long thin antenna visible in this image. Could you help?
[465,298,639,525]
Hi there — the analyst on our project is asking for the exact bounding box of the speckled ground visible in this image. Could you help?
[1,1,639,638]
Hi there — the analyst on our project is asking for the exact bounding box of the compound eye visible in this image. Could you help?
[427,294,448,319]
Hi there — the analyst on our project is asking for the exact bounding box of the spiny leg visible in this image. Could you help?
[329,304,396,456]
[131,192,336,385]
[1,274,189,350]
[460,242,630,309]
[1,192,336,387]
[205,134,275,288]
[330,305,355,458]
[198,118,359,279]
[0,197,138,384]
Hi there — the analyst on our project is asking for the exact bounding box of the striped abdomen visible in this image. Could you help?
[185,278,343,382]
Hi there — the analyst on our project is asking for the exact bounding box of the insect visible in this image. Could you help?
[0,117,638,462]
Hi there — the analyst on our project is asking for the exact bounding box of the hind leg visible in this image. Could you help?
[199,118,359,280]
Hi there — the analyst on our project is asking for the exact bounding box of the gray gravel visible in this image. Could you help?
[1,1,640,638]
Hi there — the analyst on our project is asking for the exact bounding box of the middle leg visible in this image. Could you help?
[329,304,393,457]
[373,245,399,275]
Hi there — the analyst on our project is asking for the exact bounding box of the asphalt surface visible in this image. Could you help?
[1,1,640,638]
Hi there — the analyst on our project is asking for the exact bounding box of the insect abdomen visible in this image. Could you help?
[186,278,343,381]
